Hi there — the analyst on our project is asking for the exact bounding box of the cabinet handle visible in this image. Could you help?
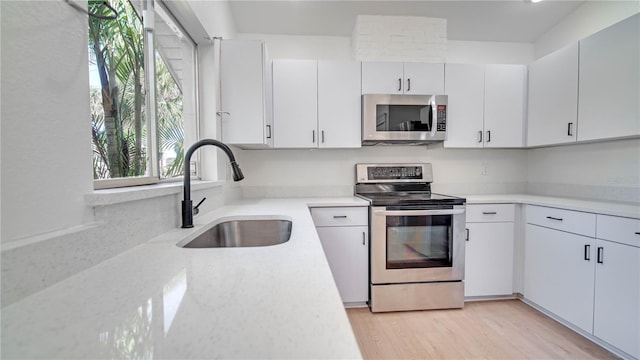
[568,122,573,136]
[312,130,316,144]
[487,130,491,143]
[321,130,325,143]
[597,247,604,264]
[584,244,591,261]
[398,78,402,92]
[478,131,483,143]
[465,228,469,241]
[266,125,272,139]
[333,215,347,219]
[216,111,230,117]
[407,78,411,92]
[546,216,563,221]
[635,232,640,235]
[482,211,497,215]
[362,232,366,246]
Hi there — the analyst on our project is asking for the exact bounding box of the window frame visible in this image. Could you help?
[92,0,199,190]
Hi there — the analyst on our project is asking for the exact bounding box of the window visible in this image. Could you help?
[88,0,197,189]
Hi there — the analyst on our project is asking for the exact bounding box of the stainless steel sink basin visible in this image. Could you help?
[179,218,292,248]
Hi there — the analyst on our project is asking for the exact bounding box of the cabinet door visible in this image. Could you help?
[593,239,640,359]
[220,40,268,146]
[361,62,404,94]
[272,59,318,148]
[524,224,595,333]
[318,61,361,148]
[527,42,579,147]
[403,62,445,95]
[443,64,485,148]
[465,222,514,297]
[484,64,526,148]
[578,14,640,141]
[317,226,369,303]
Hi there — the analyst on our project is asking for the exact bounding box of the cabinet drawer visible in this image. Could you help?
[466,204,515,223]
[526,205,595,237]
[597,214,640,247]
[311,207,368,227]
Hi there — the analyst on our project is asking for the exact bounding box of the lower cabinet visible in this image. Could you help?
[592,215,640,359]
[524,223,595,333]
[524,205,640,358]
[310,207,369,304]
[464,204,515,297]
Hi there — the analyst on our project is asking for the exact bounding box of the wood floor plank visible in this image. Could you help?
[347,300,617,360]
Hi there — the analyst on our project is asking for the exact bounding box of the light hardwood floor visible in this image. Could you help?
[347,299,617,359]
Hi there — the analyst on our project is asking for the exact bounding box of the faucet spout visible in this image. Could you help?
[182,139,244,228]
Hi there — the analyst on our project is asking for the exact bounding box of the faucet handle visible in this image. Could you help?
[193,197,206,215]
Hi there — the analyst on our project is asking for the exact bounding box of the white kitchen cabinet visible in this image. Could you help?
[220,40,272,148]
[361,61,444,95]
[593,215,640,359]
[317,61,362,148]
[311,207,369,305]
[527,42,579,147]
[443,64,485,148]
[444,64,526,148]
[464,204,515,297]
[578,14,640,142]
[524,223,595,334]
[483,64,526,148]
[465,204,515,297]
[272,59,318,148]
[273,59,361,148]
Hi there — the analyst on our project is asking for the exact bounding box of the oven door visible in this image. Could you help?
[370,205,466,284]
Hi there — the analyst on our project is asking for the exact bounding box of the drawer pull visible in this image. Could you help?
[482,211,497,215]
[635,232,640,235]
[597,247,604,264]
[546,216,563,221]
[584,244,590,261]
[362,232,366,246]
[333,215,348,219]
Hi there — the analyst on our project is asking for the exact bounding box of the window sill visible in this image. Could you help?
[86,180,225,206]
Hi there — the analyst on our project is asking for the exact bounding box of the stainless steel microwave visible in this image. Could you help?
[362,94,448,145]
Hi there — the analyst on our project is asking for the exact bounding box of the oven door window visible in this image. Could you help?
[386,214,452,269]
[376,104,432,132]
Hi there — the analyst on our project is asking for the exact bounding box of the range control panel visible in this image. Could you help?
[356,163,434,183]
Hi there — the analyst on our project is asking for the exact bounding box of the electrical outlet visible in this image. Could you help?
[481,162,488,176]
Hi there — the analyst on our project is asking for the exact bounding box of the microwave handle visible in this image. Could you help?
[430,100,437,137]
[373,208,465,217]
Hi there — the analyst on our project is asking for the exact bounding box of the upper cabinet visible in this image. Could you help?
[361,62,444,95]
[527,42,579,147]
[220,40,273,148]
[444,63,526,148]
[272,59,361,148]
[577,14,640,142]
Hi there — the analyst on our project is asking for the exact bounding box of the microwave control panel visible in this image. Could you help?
[436,105,447,131]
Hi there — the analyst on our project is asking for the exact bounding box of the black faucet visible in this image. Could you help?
[182,139,244,228]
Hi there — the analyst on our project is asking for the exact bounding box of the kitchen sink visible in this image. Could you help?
[179,218,292,248]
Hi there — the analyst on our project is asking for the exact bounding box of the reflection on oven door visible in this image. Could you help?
[387,226,450,269]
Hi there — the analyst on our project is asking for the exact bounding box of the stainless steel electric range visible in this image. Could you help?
[354,163,467,312]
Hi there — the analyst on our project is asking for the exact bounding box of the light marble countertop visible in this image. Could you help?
[1,197,368,359]
[2,193,638,359]
[462,193,640,219]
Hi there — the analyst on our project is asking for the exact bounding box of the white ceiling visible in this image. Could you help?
[228,0,587,43]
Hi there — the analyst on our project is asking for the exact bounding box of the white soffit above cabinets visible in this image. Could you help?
[228,0,585,42]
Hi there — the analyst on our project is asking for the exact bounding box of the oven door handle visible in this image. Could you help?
[373,208,465,216]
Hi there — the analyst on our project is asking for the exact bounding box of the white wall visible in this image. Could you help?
[534,1,640,59]
[527,139,640,203]
[1,1,94,242]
